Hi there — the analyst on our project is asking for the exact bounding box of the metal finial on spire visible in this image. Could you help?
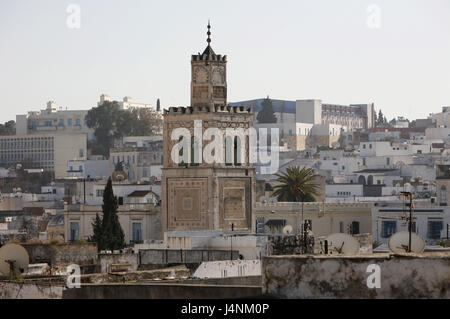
[207,20,211,45]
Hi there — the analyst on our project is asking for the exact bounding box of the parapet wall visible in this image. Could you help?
[262,253,450,298]
[139,249,239,264]
[23,243,98,266]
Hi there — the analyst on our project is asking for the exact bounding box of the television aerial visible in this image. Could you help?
[0,243,30,278]
[282,225,293,235]
[325,233,360,255]
[388,231,425,254]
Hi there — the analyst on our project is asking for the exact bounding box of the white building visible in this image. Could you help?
[230,98,375,151]
[0,133,87,179]
[98,94,153,110]
[372,204,450,245]
[75,181,161,206]
[67,158,110,180]
[16,101,94,140]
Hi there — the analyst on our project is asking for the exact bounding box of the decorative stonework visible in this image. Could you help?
[167,178,208,230]
[219,178,251,230]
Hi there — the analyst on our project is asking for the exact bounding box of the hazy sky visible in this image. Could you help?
[1,0,450,123]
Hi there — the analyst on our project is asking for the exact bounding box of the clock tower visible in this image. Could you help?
[190,22,227,110]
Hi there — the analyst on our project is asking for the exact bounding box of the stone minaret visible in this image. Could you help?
[161,23,256,234]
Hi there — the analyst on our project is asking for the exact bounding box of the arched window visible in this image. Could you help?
[225,136,233,166]
[234,136,241,166]
[358,175,366,185]
[367,175,374,185]
[440,186,447,205]
[190,136,199,166]
[178,136,187,166]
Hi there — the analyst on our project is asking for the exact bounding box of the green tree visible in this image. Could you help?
[102,178,125,250]
[85,101,163,157]
[256,97,277,123]
[0,120,15,135]
[85,101,123,157]
[272,166,320,202]
[90,178,125,251]
[89,213,105,251]
[376,110,384,126]
[129,108,162,136]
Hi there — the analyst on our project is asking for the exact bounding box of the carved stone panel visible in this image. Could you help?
[167,178,208,230]
[219,178,251,230]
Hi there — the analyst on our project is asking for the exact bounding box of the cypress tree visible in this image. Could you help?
[102,177,125,250]
[90,178,126,251]
[89,213,105,251]
[257,97,277,123]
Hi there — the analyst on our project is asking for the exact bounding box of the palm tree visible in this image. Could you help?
[272,166,320,202]
[272,166,321,241]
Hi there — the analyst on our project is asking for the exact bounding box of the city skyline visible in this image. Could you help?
[1,0,450,123]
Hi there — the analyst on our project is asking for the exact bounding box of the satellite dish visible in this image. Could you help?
[325,233,360,255]
[388,231,425,254]
[282,225,293,235]
[112,170,127,182]
[0,243,30,277]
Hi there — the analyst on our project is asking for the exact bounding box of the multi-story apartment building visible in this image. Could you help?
[0,133,87,179]
[110,136,163,182]
[230,98,375,131]
[16,101,94,140]
[229,98,375,150]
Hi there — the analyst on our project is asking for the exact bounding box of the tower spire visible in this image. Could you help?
[207,20,211,45]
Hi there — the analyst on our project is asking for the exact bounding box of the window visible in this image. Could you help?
[132,222,142,243]
[369,144,372,149]
[58,119,64,126]
[351,221,360,234]
[427,220,443,239]
[76,118,81,126]
[190,136,200,166]
[68,118,72,126]
[178,136,187,166]
[382,221,396,238]
[69,222,80,241]
[118,196,124,205]
[386,157,390,165]
[225,136,233,166]
[96,189,104,197]
[363,144,366,149]
[234,136,242,166]
[339,222,344,233]
[440,186,447,205]
[79,165,82,172]
[79,149,84,157]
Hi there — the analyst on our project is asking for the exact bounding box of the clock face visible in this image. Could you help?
[212,67,225,85]
[194,67,208,83]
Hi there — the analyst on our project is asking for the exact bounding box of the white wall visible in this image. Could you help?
[326,184,363,198]
[296,100,322,125]
[193,260,261,279]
